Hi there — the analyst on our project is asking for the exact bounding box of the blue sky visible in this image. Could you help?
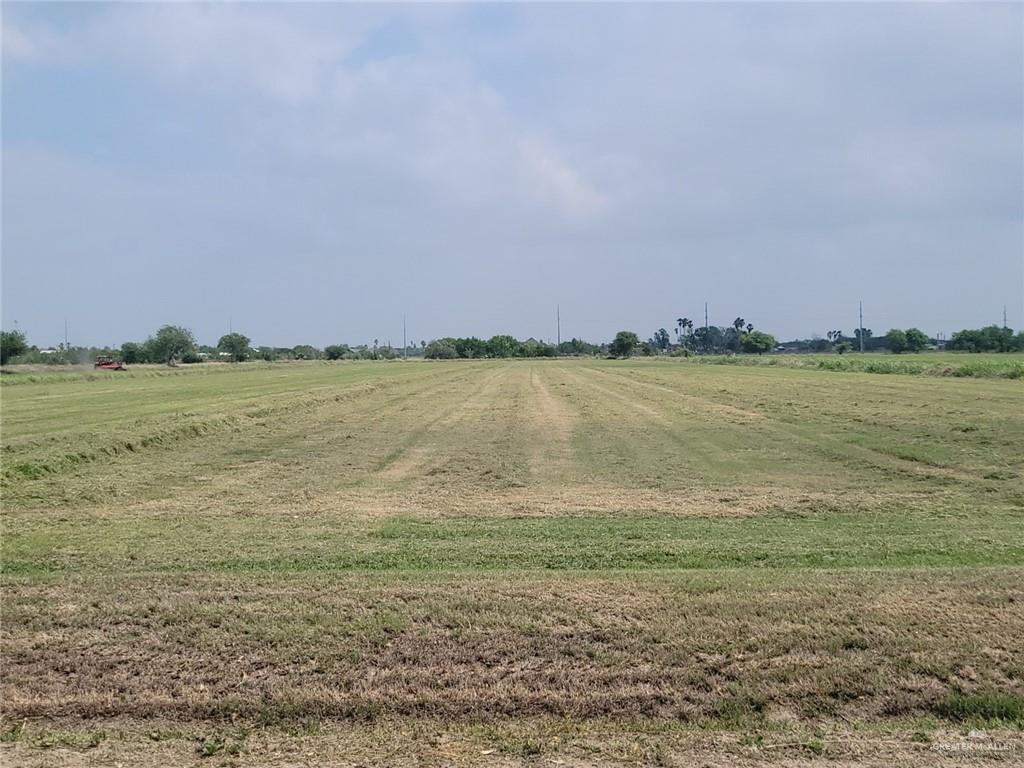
[2,2,1022,348]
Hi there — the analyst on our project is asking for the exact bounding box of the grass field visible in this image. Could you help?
[2,359,1022,765]
[684,352,1024,379]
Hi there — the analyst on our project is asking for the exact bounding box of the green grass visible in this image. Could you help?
[938,691,1024,725]
[6,508,1022,577]
[678,351,1024,378]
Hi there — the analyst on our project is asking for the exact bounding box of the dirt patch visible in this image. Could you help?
[378,447,432,481]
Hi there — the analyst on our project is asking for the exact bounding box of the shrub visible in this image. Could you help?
[0,330,28,365]
[609,331,640,358]
[424,339,459,359]
[885,329,908,354]
[741,331,776,354]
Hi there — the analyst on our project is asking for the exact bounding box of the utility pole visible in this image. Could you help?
[1003,305,1008,329]
[858,301,864,353]
[403,315,407,360]
[64,318,69,349]
[556,305,561,347]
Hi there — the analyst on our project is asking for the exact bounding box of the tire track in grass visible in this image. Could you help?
[592,365,983,486]
[195,364,492,499]
[562,365,740,481]
[188,362,495,492]
[12,365,486,514]
[372,364,511,484]
[525,364,577,485]
[585,364,766,422]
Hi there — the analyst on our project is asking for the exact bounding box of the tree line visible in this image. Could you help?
[646,316,777,356]
[422,336,600,359]
[2,321,1023,367]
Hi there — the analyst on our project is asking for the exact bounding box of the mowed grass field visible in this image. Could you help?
[2,358,1022,765]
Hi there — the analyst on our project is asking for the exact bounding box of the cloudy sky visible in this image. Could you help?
[2,2,1021,348]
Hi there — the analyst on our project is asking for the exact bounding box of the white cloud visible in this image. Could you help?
[516,136,607,220]
[1,22,36,62]
[5,4,608,225]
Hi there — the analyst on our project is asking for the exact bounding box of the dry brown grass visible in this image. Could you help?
[3,571,1021,724]
[3,717,1021,767]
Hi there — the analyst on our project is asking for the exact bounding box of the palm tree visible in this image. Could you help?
[746,323,754,334]
[676,318,692,348]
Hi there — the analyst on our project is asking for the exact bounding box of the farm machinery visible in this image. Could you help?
[94,356,126,371]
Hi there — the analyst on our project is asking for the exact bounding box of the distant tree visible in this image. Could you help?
[834,341,852,355]
[559,337,600,356]
[217,332,251,362]
[519,338,552,358]
[324,344,351,360]
[0,330,28,365]
[653,328,670,351]
[692,325,724,353]
[741,330,776,354]
[746,323,754,334]
[292,345,321,360]
[885,328,908,354]
[609,331,640,358]
[904,328,929,353]
[424,339,459,359]
[948,325,1016,353]
[454,337,487,359]
[120,341,148,364]
[675,317,694,349]
[486,335,520,358]
[147,325,196,366]
[722,318,746,353]
[809,336,830,352]
[854,328,872,348]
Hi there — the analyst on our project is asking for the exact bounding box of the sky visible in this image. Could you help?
[2,2,1022,349]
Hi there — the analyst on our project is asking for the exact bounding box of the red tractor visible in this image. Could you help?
[94,356,126,371]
